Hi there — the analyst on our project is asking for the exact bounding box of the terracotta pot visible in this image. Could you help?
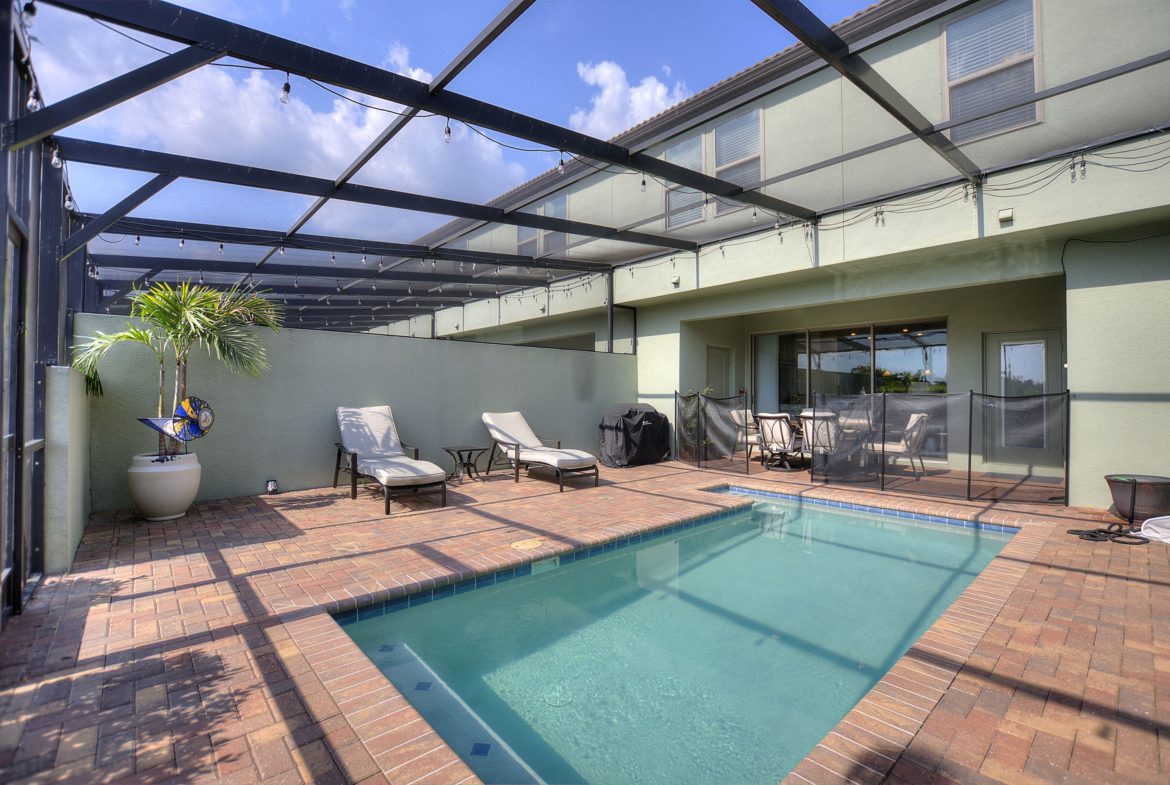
[127,452,201,520]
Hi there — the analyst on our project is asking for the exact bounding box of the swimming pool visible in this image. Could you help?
[341,492,1014,785]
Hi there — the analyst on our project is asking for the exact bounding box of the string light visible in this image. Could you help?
[640,174,646,192]
[218,242,224,255]
[64,194,74,211]
[558,152,565,175]
[336,278,341,292]
[134,235,141,247]
[50,147,62,169]
[198,270,204,284]
[752,206,758,221]
[330,253,336,264]
[25,90,38,112]
[280,72,291,104]
[278,243,285,255]
[444,118,452,143]
[294,273,299,288]
[371,280,377,291]
[361,253,367,265]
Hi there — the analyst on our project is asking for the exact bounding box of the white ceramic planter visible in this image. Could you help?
[127,452,201,521]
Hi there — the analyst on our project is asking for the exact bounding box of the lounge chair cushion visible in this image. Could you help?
[482,411,544,449]
[357,456,446,487]
[517,447,596,470]
[337,405,404,457]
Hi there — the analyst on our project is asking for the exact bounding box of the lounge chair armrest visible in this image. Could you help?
[494,439,522,450]
[537,436,562,448]
[335,442,358,456]
[400,443,421,460]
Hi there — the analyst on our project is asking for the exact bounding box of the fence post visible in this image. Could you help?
[697,395,705,469]
[1063,391,1071,506]
[966,390,974,502]
[743,395,750,476]
[879,393,887,491]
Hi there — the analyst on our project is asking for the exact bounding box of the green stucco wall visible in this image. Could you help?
[77,314,637,513]
[1065,230,1170,509]
[44,366,90,573]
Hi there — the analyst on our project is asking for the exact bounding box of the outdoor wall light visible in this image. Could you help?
[671,275,681,287]
[998,207,1014,224]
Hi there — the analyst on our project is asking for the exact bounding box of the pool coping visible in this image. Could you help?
[285,479,1053,785]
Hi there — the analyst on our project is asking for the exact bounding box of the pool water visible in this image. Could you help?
[343,497,1012,785]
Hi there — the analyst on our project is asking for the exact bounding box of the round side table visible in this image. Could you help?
[442,445,490,484]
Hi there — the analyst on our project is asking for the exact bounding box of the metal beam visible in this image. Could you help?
[254,0,536,271]
[88,253,540,287]
[57,137,694,251]
[6,45,222,151]
[61,174,175,260]
[117,276,484,302]
[82,214,606,272]
[42,0,815,220]
[749,0,980,183]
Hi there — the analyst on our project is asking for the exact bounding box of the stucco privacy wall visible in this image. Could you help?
[44,367,90,574]
[1065,231,1170,509]
[76,314,637,513]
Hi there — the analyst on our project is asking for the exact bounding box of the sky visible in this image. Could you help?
[28,0,876,246]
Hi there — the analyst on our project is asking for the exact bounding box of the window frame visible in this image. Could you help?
[712,107,763,217]
[942,0,1042,144]
[540,193,567,256]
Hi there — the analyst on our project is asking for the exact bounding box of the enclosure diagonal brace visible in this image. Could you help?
[61,174,177,261]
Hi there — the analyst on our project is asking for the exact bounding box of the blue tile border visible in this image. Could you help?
[716,485,1021,535]
[333,502,753,627]
[333,485,1015,628]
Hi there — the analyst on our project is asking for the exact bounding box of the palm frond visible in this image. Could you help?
[71,326,164,397]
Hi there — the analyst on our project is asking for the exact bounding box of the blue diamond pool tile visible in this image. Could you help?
[414,681,433,692]
[515,563,532,577]
[408,591,433,607]
[470,742,491,757]
[496,568,515,583]
[454,579,476,594]
[476,573,496,587]
[378,644,396,653]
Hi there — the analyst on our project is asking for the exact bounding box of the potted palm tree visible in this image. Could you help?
[73,282,282,520]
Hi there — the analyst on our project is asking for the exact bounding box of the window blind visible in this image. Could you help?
[715,110,760,167]
[665,135,702,171]
[666,188,703,228]
[947,0,1033,81]
[950,60,1035,142]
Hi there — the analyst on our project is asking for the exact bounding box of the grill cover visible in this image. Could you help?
[598,403,670,468]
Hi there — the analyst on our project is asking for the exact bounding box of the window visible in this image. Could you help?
[664,135,703,229]
[713,109,761,214]
[517,225,537,257]
[946,0,1037,143]
[517,195,567,256]
[541,194,566,255]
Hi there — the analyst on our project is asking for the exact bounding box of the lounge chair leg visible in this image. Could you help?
[485,444,497,476]
[384,484,391,515]
[558,470,564,492]
[514,446,521,483]
[350,454,358,499]
[333,448,342,488]
[439,481,446,507]
[593,465,599,488]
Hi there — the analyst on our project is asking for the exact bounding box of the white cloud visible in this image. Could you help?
[31,7,528,242]
[569,61,690,141]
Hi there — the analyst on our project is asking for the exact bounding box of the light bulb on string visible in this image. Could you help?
[218,243,224,255]
[640,175,646,192]
[444,118,452,143]
[198,270,204,284]
[278,243,284,256]
[135,235,141,247]
[280,73,291,104]
[50,147,62,169]
[336,279,341,292]
[293,273,299,288]
[25,90,38,112]
[371,280,376,291]
[64,194,74,211]
[752,207,758,222]
[21,2,36,28]
[558,152,565,175]
[361,253,367,265]
[330,253,336,264]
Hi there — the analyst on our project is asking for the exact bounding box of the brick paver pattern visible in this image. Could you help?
[1,462,1166,785]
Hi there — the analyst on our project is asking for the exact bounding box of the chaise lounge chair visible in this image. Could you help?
[482,411,599,491]
[334,405,447,514]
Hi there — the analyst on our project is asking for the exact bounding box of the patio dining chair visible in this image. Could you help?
[729,408,759,461]
[334,405,447,514]
[482,411,599,491]
[879,411,930,480]
[756,413,799,470]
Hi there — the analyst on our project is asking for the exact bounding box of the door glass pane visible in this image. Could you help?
[875,321,948,393]
[809,328,870,399]
[1001,340,1045,448]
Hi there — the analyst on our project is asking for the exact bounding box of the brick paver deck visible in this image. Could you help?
[1,462,1166,784]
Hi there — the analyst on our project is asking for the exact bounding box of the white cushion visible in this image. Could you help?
[337,405,404,457]
[357,456,446,487]
[482,411,543,449]
[516,447,596,470]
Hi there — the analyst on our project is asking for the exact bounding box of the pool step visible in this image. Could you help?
[372,642,545,785]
